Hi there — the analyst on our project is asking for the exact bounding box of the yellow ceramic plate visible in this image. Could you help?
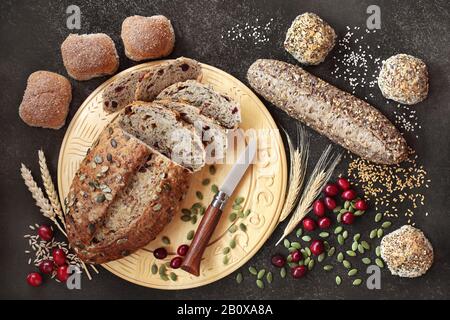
[58,60,287,289]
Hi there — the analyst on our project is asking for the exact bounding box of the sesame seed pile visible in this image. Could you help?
[331,26,381,98]
[222,18,273,45]
[346,150,430,225]
[393,104,421,139]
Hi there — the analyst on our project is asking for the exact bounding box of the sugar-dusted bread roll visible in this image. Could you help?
[121,15,175,61]
[61,33,119,81]
[19,71,72,129]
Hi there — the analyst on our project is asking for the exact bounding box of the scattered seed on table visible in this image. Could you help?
[191,215,198,224]
[296,228,303,238]
[362,258,371,265]
[375,213,383,222]
[346,250,356,257]
[344,201,350,209]
[229,225,237,233]
[280,267,287,278]
[336,276,342,285]
[223,247,230,254]
[354,210,364,216]
[229,239,236,249]
[283,239,290,248]
[353,234,361,242]
[187,230,195,240]
[257,269,266,279]
[170,272,178,281]
[202,178,210,186]
[348,269,358,276]
[338,234,345,245]
[377,228,384,238]
[291,242,301,249]
[235,197,245,205]
[352,242,358,251]
[358,244,365,254]
[324,265,333,271]
[229,212,237,222]
[375,258,384,268]
[288,247,298,253]
[223,256,229,265]
[333,206,342,213]
[370,229,377,239]
[353,279,362,286]
[238,210,245,218]
[304,247,312,256]
[337,252,344,262]
[328,247,336,257]
[256,279,264,289]
[334,226,343,234]
[239,223,247,232]
[236,273,243,284]
[375,246,381,257]
[304,257,311,266]
[343,260,351,269]
[209,165,216,175]
[308,259,315,270]
[382,221,392,229]
[342,230,349,239]
[249,266,257,275]
[182,208,191,215]
[318,253,325,263]
[337,213,343,223]
[361,241,370,250]
[319,232,330,238]
[162,236,170,245]
[151,264,158,275]
[181,215,191,222]
[244,209,251,217]
[302,235,312,242]
[232,204,242,210]
[266,272,273,284]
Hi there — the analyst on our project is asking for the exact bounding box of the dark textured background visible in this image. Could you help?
[1,0,449,300]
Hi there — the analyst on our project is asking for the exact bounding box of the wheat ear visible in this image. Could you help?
[276,145,341,246]
[279,126,309,222]
[38,150,66,228]
[20,164,67,237]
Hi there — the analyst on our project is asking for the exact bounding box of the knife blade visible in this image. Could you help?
[181,139,257,276]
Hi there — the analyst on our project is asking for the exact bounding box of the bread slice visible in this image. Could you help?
[135,57,202,102]
[156,80,241,129]
[118,102,206,172]
[102,70,147,113]
[153,100,228,162]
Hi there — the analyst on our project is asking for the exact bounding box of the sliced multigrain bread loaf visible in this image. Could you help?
[152,100,228,162]
[102,70,147,113]
[156,80,241,129]
[135,57,202,102]
[118,102,206,171]
[65,123,190,263]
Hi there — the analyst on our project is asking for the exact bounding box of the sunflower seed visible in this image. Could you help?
[342,230,349,239]
[239,223,247,232]
[358,244,365,254]
[354,210,364,216]
[304,247,312,257]
[344,201,350,209]
[229,212,237,222]
[191,215,198,224]
[181,208,191,215]
[235,197,245,205]
[232,204,242,210]
[228,225,237,233]
[333,206,342,213]
[337,212,343,223]
[304,257,311,266]
[223,256,229,265]
[181,215,191,222]
[308,259,315,270]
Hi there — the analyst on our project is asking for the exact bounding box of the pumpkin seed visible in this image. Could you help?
[296,228,303,237]
[327,247,336,257]
[244,209,251,217]
[181,208,191,216]
[304,257,311,266]
[257,269,266,279]
[352,279,362,286]
[211,184,219,194]
[375,246,381,257]
[196,191,204,200]
[304,247,312,257]
[344,201,350,209]
[334,226,343,234]
[187,230,194,240]
[238,210,245,218]
[343,260,351,269]
[375,258,384,268]
[358,244,365,254]
[170,272,178,281]
[256,279,264,289]
[283,239,290,249]
[266,272,273,284]
[202,178,210,186]
[340,208,348,214]
[323,265,333,271]
[223,247,230,254]
[181,215,191,222]
[249,266,257,275]
[308,259,315,270]
[333,206,342,213]
[337,212,343,223]
[160,274,169,281]
[318,253,325,263]
[191,215,198,224]
[280,267,287,278]
[302,235,312,242]
[375,213,383,222]
[228,225,237,233]
[288,262,298,268]
[229,239,236,249]
[342,230,349,239]
[319,232,330,238]
[382,221,392,229]
[337,252,344,263]
[353,234,361,242]
[235,197,245,205]
[346,250,356,257]
[151,264,158,275]
[232,204,242,210]
[337,234,345,245]
[290,242,301,249]
[348,269,358,276]
[377,228,384,238]
[352,242,358,251]
[229,212,237,222]
[336,276,342,285]
[236,273,243,284]
[348,207,355,213]
[159,264,167,276]
[354,210,364,216]
[288,247,298,253]
[369,229,377,239]
[209,165,216,175]
[361,241,370,250]
[162,236,170,245]
[223,256,229,265]
[362,258,371,265]
[239,223,247,232]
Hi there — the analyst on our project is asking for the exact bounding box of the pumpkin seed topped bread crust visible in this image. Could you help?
[284,13,336,65]
[156,80,241,129]
[378,54,429,105]
[381,225,434,278]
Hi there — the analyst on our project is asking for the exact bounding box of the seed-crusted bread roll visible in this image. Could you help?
[65,123,190,264]
[247,59,408,165]
[284,13,336,65]
[378,54,429,105]
[19,71,72,129]
[381,225,433,278]
[121,15,175,61]
[156,80,241,129]
[61,33,119,81]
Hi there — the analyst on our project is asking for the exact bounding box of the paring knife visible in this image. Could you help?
[181,139,258,276]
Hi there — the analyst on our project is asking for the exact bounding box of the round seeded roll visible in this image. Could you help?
[61,33,119,81]
[121,15,175,61]
[19,71,72,129]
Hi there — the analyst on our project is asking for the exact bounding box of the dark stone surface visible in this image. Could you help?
[0,0,449,299]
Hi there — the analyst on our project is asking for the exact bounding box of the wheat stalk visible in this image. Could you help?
[20,164,67,236]
[38,150,66,228]
[276,145,342,246]
[279,126,309,222]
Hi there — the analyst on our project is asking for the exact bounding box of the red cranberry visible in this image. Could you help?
[26,272,43,287]
[342,212,355,225]
[177,244,189,257]
[302,218,316,231]
[337,177,351,191]
[291,265,307,279]
[318,217,332,229]
[56,265,69,282]
[153,247,168,260]
[39,260,54,274]
[310,240,325,256]
[290,250,302,263]
[37,225,53,241]
[313,200,326,217]
[341,189,357,201]
[324,197,337,210]
[354,199,368,211]
[170,257,183,269]
[52,248,66,266]
[271,255,286,268]
[324,183,339,197]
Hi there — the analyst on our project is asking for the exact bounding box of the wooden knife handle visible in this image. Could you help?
[181,191,228,276]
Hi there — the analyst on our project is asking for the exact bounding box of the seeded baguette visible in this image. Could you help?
[247,59,408,165]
